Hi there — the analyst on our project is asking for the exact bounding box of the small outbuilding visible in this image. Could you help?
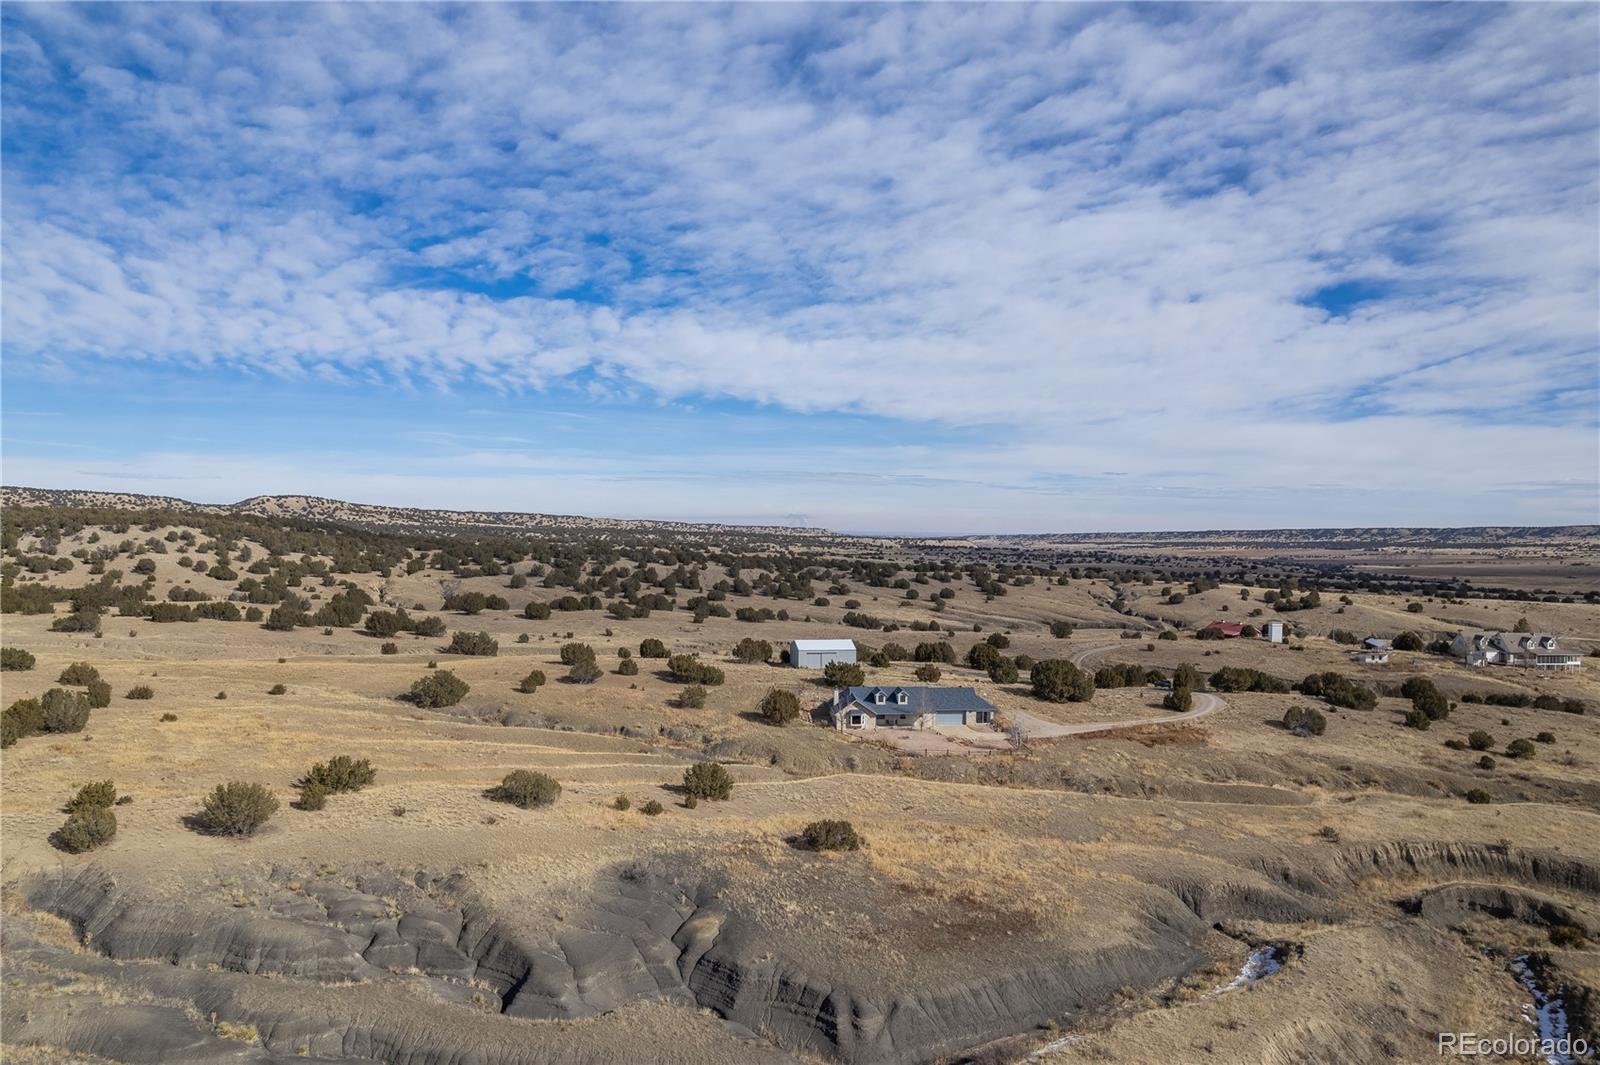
[1263,620,1285,643]
[1352,649,1391,665]
[790,638,857,670]
[1201,621,1244,638]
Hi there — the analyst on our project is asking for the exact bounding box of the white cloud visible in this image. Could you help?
[1,3,1595,527]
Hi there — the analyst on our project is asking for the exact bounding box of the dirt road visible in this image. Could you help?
[1007,691,1225,739]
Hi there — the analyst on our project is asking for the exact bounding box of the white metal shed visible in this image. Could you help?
[790,638,857,669]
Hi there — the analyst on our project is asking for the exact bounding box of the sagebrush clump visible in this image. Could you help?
[683,762,733,801]
[303,755,376,793]
[409,670,469,708]
[195,782,279,837]
[799,819,862,851]
[56,806,117,853]
[490,769,561,809]
[1,647,36,671]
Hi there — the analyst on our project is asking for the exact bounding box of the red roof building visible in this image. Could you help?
[1201,621,1244,638]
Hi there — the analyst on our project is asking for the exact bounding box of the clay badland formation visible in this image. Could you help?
[2,491,1596,1065]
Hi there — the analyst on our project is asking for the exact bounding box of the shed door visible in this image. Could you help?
[933,711,965,726]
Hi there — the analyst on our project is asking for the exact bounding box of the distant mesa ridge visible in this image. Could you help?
[0,486,833,539]
[1,486,1592,545]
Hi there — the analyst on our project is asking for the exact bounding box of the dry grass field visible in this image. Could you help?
[2,504,1597,1065]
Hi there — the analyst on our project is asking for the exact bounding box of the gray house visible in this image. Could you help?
[829,686,996,731]
[1450,631,1581,670]
[790,638,857,669]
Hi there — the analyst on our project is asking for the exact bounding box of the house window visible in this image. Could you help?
[896,692,907,704]
[874,692,885,704]
[849,714,862,727]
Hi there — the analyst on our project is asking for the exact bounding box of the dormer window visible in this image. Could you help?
[874,691,885,705]
[896,692,908,705]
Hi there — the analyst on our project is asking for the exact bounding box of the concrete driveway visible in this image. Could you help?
[1006,691,1225,740]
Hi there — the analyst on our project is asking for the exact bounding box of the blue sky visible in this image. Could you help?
[2,3,1597,533]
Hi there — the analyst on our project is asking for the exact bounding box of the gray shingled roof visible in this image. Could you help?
[839,686,995,713]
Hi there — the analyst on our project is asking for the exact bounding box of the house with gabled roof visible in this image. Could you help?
[1450,631,1582,670]
[829,686,996,731]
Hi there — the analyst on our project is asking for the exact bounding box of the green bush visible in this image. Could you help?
[1467,730,1494,751]
[1158,630,1178,641]
[267,683,286,695]
[1,647,36,671]
[85,679,111,709]
[40,689,91,733]
[668,654,725,685]
[1282,705,1326,737]
[565,659,602,684]
[1297,672,1377,710]
[58,662,101,686]
[679,684,708,709]
[987,658,1019,684]
[1536,731,1556,744]
[1478,755,1496,770]
[684,794,699,809]
[1465,789,1492,804]
[1207,667,1290,693]
[518,670,547,693]
[731,638,773,663]
[799,819,862,851]
[1048,621,1075,639]
[617,658,639,676]
[612,795,631,811]
[914,664,942,682]
[298,781,328,811]
[56,806,116,853]
[966,643,1002,671]
[380,642,398,655]
[490,769,561,809]
[408,670,470,708]
[684,762,733,801]
[64,780,116,813]
[1403,709,1431,730]
[759,688,801,726]
[1392,631,1424,652]
[640,799,664,816]
[446,631,498,656]
[1095,662,1152,688]
[1506,738,1536,759]
[3,698,44,747]
[195,782,279,837]
[823,660,865,687]
[1164,685,1193,712]
[160,712,178,722]
[304,755,376,793]
[560,642,596,666]
[913,641,956,664]
[638,638,668,659]
[125,685,154,700]
[1030,659,1095,703]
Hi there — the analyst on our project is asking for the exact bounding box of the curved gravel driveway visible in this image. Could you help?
[1006,691,1225,739]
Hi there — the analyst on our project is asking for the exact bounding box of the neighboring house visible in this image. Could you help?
[1352,649,1391,665]
[1263,620,1285,643]
[830,686,996,731]
[1363,637,1392,651]
[1201,621,1243,638]
[1450,632,1582,670]
[789,639,857,669]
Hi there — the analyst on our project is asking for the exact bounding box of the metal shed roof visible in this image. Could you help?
[792,639,857,652]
